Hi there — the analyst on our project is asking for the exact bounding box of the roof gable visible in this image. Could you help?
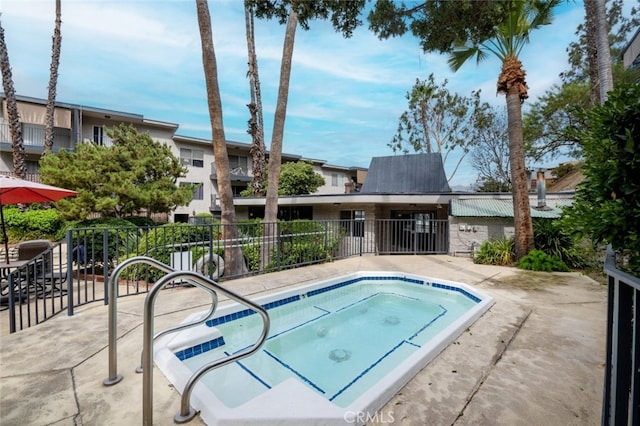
[360,153,451,194]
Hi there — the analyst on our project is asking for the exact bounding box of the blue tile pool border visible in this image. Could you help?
[205,276,431,329]
[175,335,226,361]
[178,274,482,361]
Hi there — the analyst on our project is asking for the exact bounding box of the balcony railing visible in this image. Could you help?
[210,162,252,182]
[0,122,74,151]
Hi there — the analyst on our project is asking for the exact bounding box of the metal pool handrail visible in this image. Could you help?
[103,256,217,386]
[141,270,270,425]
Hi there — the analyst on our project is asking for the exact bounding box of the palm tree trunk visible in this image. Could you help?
[264,8,297,225]
[262,8,297,268]
[595,0,613,103]
[505,86,534,260]
[44,0,62,154]
[244,1,266,196]
[0,20,26,179]
[196,0,246,277]
[584,0,600,105]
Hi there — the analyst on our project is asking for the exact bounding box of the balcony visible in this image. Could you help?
[0,122,74,153]
[210,162,252,182]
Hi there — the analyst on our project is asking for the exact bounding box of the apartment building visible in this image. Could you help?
[0,95,365,222]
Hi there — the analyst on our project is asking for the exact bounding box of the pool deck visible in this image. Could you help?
[0,255,606,425]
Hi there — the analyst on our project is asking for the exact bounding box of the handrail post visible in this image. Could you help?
[104,256,176,386]
[135,268,269,425]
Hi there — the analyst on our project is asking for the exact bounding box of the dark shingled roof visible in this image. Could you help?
[360,153,451,194]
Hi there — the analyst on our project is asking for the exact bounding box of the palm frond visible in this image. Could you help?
[447,45,486,72]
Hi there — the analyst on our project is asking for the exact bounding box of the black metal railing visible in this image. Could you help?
[1,218,449,333]
[602,246,640,426]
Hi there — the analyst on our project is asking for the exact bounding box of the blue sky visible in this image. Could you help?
[3,0,594,187]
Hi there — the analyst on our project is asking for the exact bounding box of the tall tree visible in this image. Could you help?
[264,7,296,227]
[250,0,364,227]
[470,107,512,192]
[244,0,266,196]
[526,1,639,162]
[44,0,62,154]
[249,0,363,268]
[448,0,561,260]
[389,74,486,182]
[368,0,506,53]
[196,0,247,276]
[562,0,638,103]
[0,18,26,179]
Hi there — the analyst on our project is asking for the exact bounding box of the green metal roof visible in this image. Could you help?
[450,198,572,219]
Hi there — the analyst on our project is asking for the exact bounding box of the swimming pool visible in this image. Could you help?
[154,271,493,425]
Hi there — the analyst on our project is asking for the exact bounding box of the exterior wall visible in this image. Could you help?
[448,216,514,257]
[313,165,355,195]
[172,139,217,218]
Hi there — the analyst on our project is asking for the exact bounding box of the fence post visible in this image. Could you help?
[276,222,281,272]
[103,228,110,304]
[66,229,75,316]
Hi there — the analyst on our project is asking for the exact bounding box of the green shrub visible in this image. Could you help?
[533,219,594,269]
[3,206,64,242]
[517,249,570,272]
[123,216,157,227]
[122,223,220,282]
[68,217,141,273]
[265,220,340,269]
[473,237,515,266]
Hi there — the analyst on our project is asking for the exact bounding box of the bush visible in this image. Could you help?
[473,237,515,266]
[121,223,221,282]
[517,249,570,272]
[3,206,64,242]
[533,219,594,269]
[69,217,141,271]
[123,216,157,227]
[562,84,640,273]
[265,220,340,269]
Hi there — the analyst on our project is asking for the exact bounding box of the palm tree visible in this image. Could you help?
[448,0,561,260]
[196,0,247,276]
[44,0,62,154]
[244,0,266,196]
[0,18,26,179]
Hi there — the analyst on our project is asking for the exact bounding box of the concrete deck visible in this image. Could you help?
[0,255,606,425]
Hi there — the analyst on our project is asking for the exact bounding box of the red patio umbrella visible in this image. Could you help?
[0,175,77,263]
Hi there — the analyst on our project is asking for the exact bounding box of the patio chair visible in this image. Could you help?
[17,239,52,261]
[0,240,52,305]
[16,240,60,297]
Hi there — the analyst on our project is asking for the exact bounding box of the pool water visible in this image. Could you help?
[155,272,493,425]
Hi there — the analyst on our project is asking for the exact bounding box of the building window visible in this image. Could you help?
[340,210,364,237]
[93,126,104,145]
[180,148,204,167]
[331,173,339,186]
[180,182,203,200]
[92,126,113,146]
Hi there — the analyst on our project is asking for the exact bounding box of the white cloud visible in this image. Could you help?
[2,0,585,187]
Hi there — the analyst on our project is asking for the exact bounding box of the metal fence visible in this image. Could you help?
[1,218,448,333]
[602,247,640,426]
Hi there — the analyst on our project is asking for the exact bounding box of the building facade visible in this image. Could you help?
[0,95,364,222]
